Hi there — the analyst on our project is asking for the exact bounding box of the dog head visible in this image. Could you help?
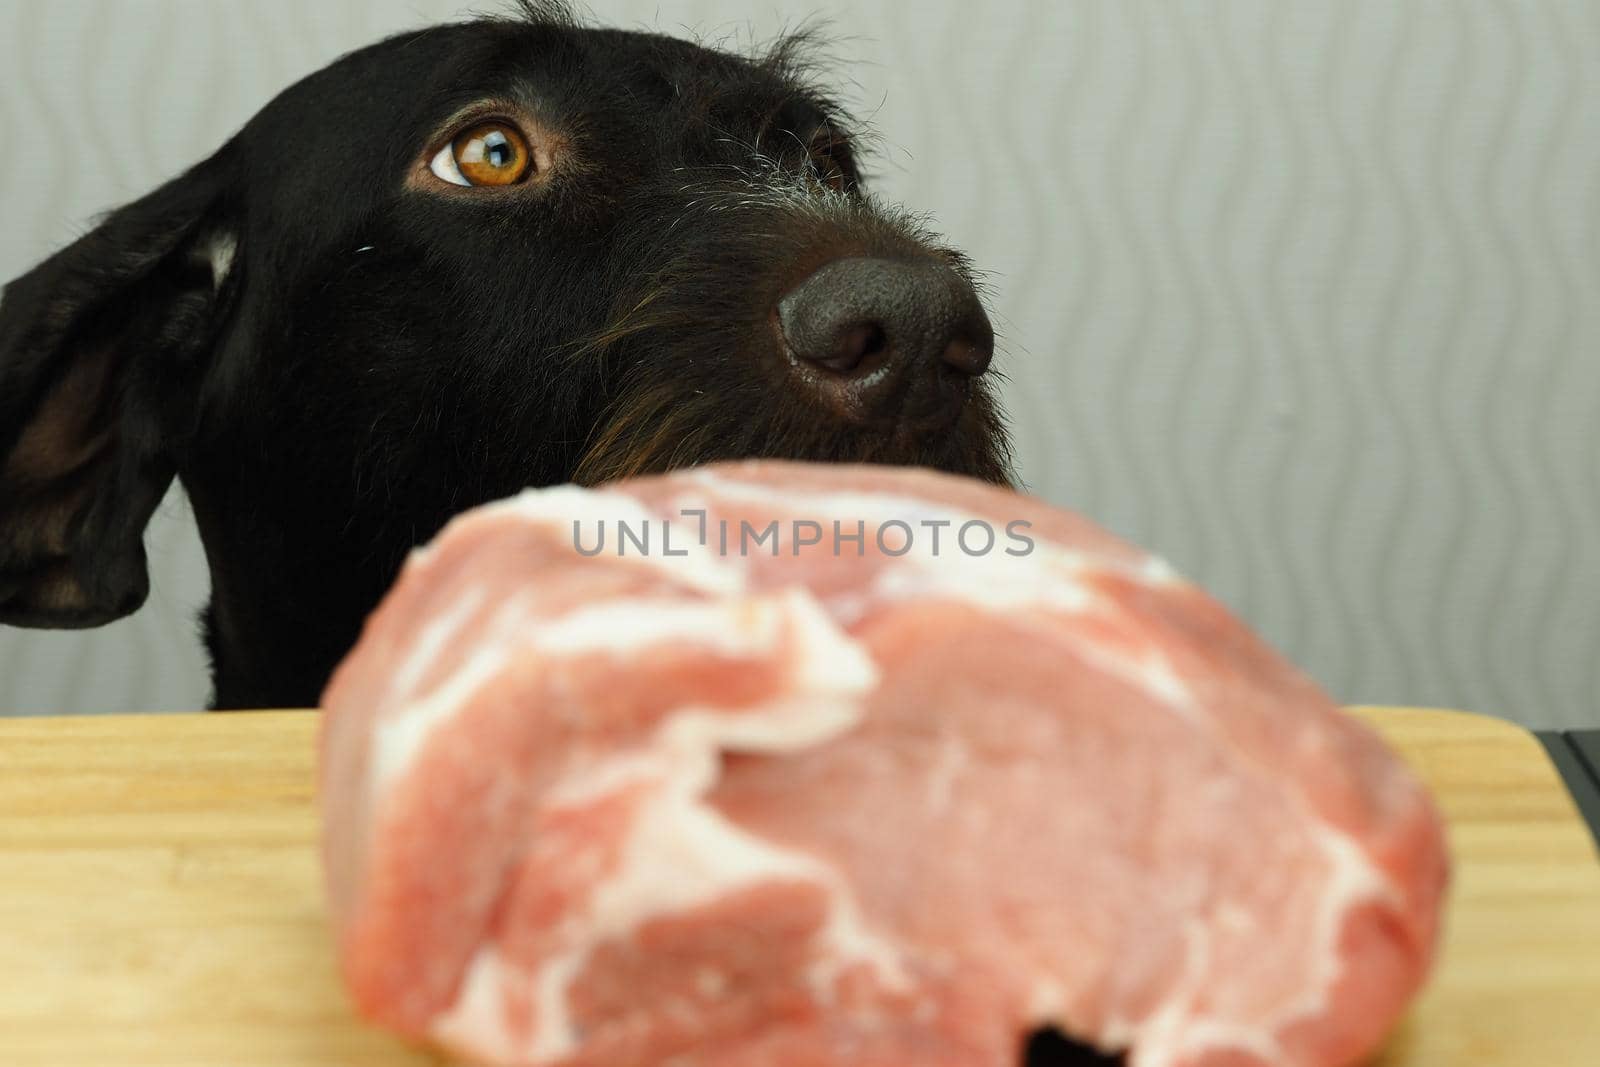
[0,2,1012,704]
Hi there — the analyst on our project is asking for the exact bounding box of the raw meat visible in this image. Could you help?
[319,460,1448,1067]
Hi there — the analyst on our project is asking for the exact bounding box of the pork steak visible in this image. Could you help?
[319,460,1449,1067]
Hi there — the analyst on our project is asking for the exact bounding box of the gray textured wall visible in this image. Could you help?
[1,0,1597,728]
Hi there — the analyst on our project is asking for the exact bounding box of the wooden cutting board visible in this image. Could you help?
[0,706,1596,1066]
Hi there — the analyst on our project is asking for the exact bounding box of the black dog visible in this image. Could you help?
[0,1,1012,711]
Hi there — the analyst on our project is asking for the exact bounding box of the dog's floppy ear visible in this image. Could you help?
[0,154,236,628]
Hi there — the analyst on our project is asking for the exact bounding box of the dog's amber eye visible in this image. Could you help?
[429,121,533,187]
[809,135,855,194]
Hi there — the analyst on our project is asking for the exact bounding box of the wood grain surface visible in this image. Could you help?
[0,706,1596,1065]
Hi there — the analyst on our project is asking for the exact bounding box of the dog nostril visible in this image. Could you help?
[814,321,889,374]
[942,335,992,377]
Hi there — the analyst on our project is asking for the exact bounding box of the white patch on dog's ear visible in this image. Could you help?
[196,232,239,291]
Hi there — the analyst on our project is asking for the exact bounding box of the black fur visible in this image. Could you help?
[0,4,1012,709]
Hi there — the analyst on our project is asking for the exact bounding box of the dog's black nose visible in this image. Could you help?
[776,257,993,421]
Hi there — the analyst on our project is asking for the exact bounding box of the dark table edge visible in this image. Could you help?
[1536,730,1600,849]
